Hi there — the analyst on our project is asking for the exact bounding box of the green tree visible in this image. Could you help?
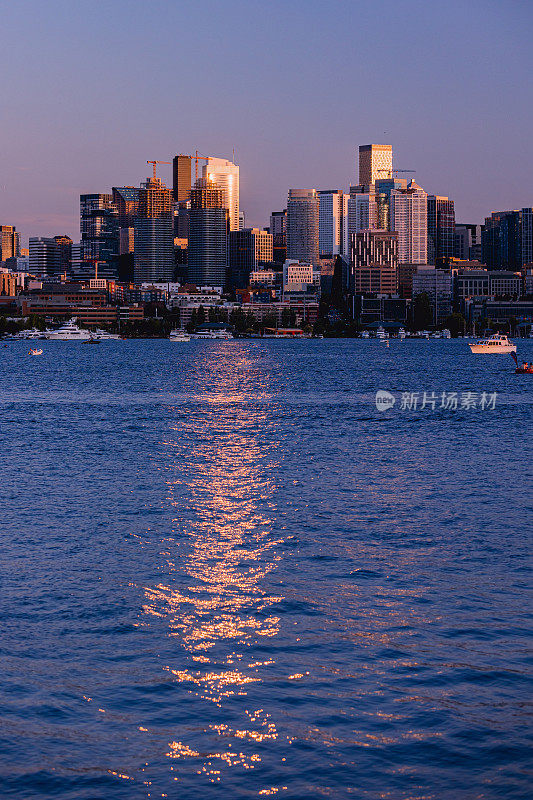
[442,312,465,338]
[412,292,433,330]
[197,305,206,327]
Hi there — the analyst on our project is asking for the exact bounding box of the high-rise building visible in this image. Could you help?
[351,229,398,295]
[390,180,428,264]
[522,208,533,266]
[482,210,523,270]
[348,185,379,247]
[187,178,228,288]
[29,238,58,276]
[202,157,240,231]
[228,228,273,290]
[454,224,482,261]
[53,236,73,275]
[133,176,175,283]
[427,195,455,265]
[172,155,192,203]
[319,190,349,257]
[0,225,21,262]
[270,210,287,263]
[358,144,393,185]
[286,189,319,266]
[78,193,119,279]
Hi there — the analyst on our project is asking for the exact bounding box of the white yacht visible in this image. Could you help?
[46,319,92,341]
[441,328,451,339]
[169,329,190,342]
[90,328,122,341]
[376,326,389,340]
[398,327,406,340]
[468,333,516,354]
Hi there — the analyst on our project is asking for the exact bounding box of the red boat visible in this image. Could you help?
[511,353,533,373]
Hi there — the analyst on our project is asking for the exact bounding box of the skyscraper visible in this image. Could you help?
[521,208,533,266]
[133,176,175,283]
[28,236,72,276]
[0,225,20,262]
[286,189,319,266]
[228,228,273,290]
[270,210,287,263]
[427,195,455,264]
[351,230,398,295]
[187,178,228,288]
[172,155,192,203]
[319,190,349,257]
[202,157,240,231]
[78,194,119,279]
[390,180,428,264]
[358,144,393,185]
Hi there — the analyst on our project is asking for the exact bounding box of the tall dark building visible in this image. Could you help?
[112,186,140,228]
[228,228,273,290]
[133,176,174,283]
[173,155,192,203]
[269,210,287,263]
[427,195,455,265]
[482,210,522,270]
[53,236,73,275]
[187,178,228,287]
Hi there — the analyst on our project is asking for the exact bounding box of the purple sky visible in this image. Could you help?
[1,0,532,244]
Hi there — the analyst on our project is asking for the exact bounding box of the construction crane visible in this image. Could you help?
[147,160,171,180]
[176,150,209,181]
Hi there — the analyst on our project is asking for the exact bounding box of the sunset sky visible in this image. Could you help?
[2,0,532,242]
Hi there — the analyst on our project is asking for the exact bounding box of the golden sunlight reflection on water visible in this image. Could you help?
[141,349,287,784]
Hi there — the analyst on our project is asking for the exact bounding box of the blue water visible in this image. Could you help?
[1,339,532,800]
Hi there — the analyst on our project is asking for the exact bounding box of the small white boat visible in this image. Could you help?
[169,329,190,342]
[90,328,122,341]
[28,348,43,355]
[398,327,406,340]
[468,333,516,354]
[360,331,370,339]
[376,326,389,340]
[46,319,92,341]
[441,328,451,339]
[190,329,233,339]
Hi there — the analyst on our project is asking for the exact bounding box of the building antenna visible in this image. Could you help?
[232,147,235,163]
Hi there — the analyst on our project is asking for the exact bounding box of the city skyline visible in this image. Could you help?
[1,0,532,242]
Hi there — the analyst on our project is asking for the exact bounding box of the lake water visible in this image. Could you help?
[1,338,532,799]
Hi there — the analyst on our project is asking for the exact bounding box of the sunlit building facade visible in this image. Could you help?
[390,180,428,264]
[319,190,349,257]
[202,157,240,231]
[133,177,174,283]
[358,144,393,185]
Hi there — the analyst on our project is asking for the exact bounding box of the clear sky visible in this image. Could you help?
[1,0,532,243]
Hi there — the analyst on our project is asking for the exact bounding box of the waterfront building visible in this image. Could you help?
[319,190,349,257]
[287,189,320,266]
[358,144,393,185]
[427,195,455,265]
[0,225,21,262]
[202,157,240,231]
[228,228,273,290]
[270,209,287,263]
[390,180,428,264]
[133,175,175,283]
[187,178,228,287]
